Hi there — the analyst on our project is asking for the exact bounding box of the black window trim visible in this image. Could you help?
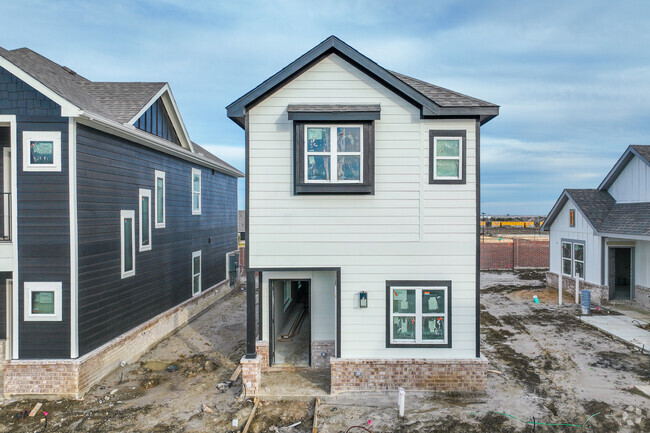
[385,280,452,348]
[294,120,375,195]
[429,130,467,185]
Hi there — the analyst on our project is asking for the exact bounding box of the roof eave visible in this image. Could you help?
[78,113,243,178]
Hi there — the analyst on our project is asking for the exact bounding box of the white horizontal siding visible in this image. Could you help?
[249,53,478,359]
[608,156,650,203]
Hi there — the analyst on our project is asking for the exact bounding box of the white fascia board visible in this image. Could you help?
[76,114,243,178]
[0,55,82,117]
[599,232,650,241]
[126,84,194,153]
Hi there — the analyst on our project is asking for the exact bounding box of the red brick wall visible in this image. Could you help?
[481,239,549,270]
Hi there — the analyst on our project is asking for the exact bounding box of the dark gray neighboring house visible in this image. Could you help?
[0,46,243,397]
[542,145,650,309]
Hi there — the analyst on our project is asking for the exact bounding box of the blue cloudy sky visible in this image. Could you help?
[2,1,649,214]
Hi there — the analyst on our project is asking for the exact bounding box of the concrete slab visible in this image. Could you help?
[608,304,650,322]
[582,314,650,353]
[635,385,650,398]
[258,369,330,400]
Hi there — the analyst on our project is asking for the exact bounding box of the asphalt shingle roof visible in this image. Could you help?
[389,71,497,108]
[0,46,241,175]
[566,189,650,236]
[631,145,650,164]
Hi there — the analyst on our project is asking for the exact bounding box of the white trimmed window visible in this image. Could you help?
[192,168,201,215]
[22,131,61,172]
[192,250,202,295]
[121,210,135,278]
[305,125,363,183]
[432,136,462,180]
[154,170,166,228]
[388,283,450,346]
[24,282,62,321]
[139,189,152,252]
[562,241,584,278]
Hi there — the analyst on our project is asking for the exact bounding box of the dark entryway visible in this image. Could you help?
[608,247,633,300]
[269,279,310,366]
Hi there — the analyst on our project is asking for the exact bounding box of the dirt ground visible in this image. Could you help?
[1,271,648,432]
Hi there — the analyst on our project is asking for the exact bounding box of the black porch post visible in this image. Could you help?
[245,270,257,358]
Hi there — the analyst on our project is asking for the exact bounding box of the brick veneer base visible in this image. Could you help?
[311,340,335,369]
[3,279,234,399]
[545,272,609,305]
[256,341,269,372]
[330,355,488,394]
[240,355,262,397]
[635,285,650,310]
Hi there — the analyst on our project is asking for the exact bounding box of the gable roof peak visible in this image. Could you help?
[226,36,498,128]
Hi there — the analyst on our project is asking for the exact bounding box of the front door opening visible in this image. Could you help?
[609,247,632,300]
[270,279,310,367]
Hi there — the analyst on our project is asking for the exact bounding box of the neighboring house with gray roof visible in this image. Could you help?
[0,46,242,398]
[542,145,650,309]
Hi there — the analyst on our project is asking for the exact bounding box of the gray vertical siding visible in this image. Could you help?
[76,124,237,356]
[0,66,71,359]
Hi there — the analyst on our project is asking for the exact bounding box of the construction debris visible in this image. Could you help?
[201,403,214,414]
[279,303,306,340]
[312,397,320,433]
[230,365,242,382]
[29,402,43,417]
[242,398,259,433]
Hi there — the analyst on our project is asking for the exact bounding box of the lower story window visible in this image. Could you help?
[192,250,201,295]
[386,281,451,347]
[24,282,62,321]
[562,240,584,278]
[121,210,135,278]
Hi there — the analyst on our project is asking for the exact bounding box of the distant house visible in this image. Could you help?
[0,47,242,397]
[228,36,499,395]
[238,209,246,241]
[542,145,650,309]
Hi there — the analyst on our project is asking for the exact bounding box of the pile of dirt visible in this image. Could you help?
[514,269,547,281]
[249,400,314,433]
[589,351,650,381]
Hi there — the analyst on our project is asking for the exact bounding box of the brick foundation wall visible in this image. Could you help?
[635,285,650,310]
[256,341,269,372]
[545,272,609,305]
[481,239,549,270]
[3,279,233,398]
[330,355,488,394]
[311,340,335,369]
[240,355,262,397]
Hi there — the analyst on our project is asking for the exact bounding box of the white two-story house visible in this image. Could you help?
[227,36,499,394]
[543,145,650,309]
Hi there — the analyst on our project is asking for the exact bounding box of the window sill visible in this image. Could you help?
[295,183,374,195]
[386,342,451,348]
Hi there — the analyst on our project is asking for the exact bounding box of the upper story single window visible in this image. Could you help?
[22,131,61,172]
[121,210,136,278]
[139,189,152,252]
[192,168,201,215]
[429,130,467,184]
[154,170,166,228]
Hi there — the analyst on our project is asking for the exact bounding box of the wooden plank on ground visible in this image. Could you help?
[312,397,320,433]
[230,365,242,382]
[242,397,259,433]
[28,402,42,417]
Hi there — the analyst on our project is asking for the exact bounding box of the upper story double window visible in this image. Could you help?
[305,125,363,183]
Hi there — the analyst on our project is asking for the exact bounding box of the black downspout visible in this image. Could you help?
[245,270,257,358]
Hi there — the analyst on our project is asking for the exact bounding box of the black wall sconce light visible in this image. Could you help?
[360,291,368,308]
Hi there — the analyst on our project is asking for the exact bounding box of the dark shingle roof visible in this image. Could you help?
[564,189,650,236]
[81,82,165,123]
[0,47,166,123]
[389,71,497,108]
[565,189,616,229]
[287,104,381,112]
[191,142,241,174]
[0,46,242,176]
[631,145,650,164]
[601,202,650,236]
